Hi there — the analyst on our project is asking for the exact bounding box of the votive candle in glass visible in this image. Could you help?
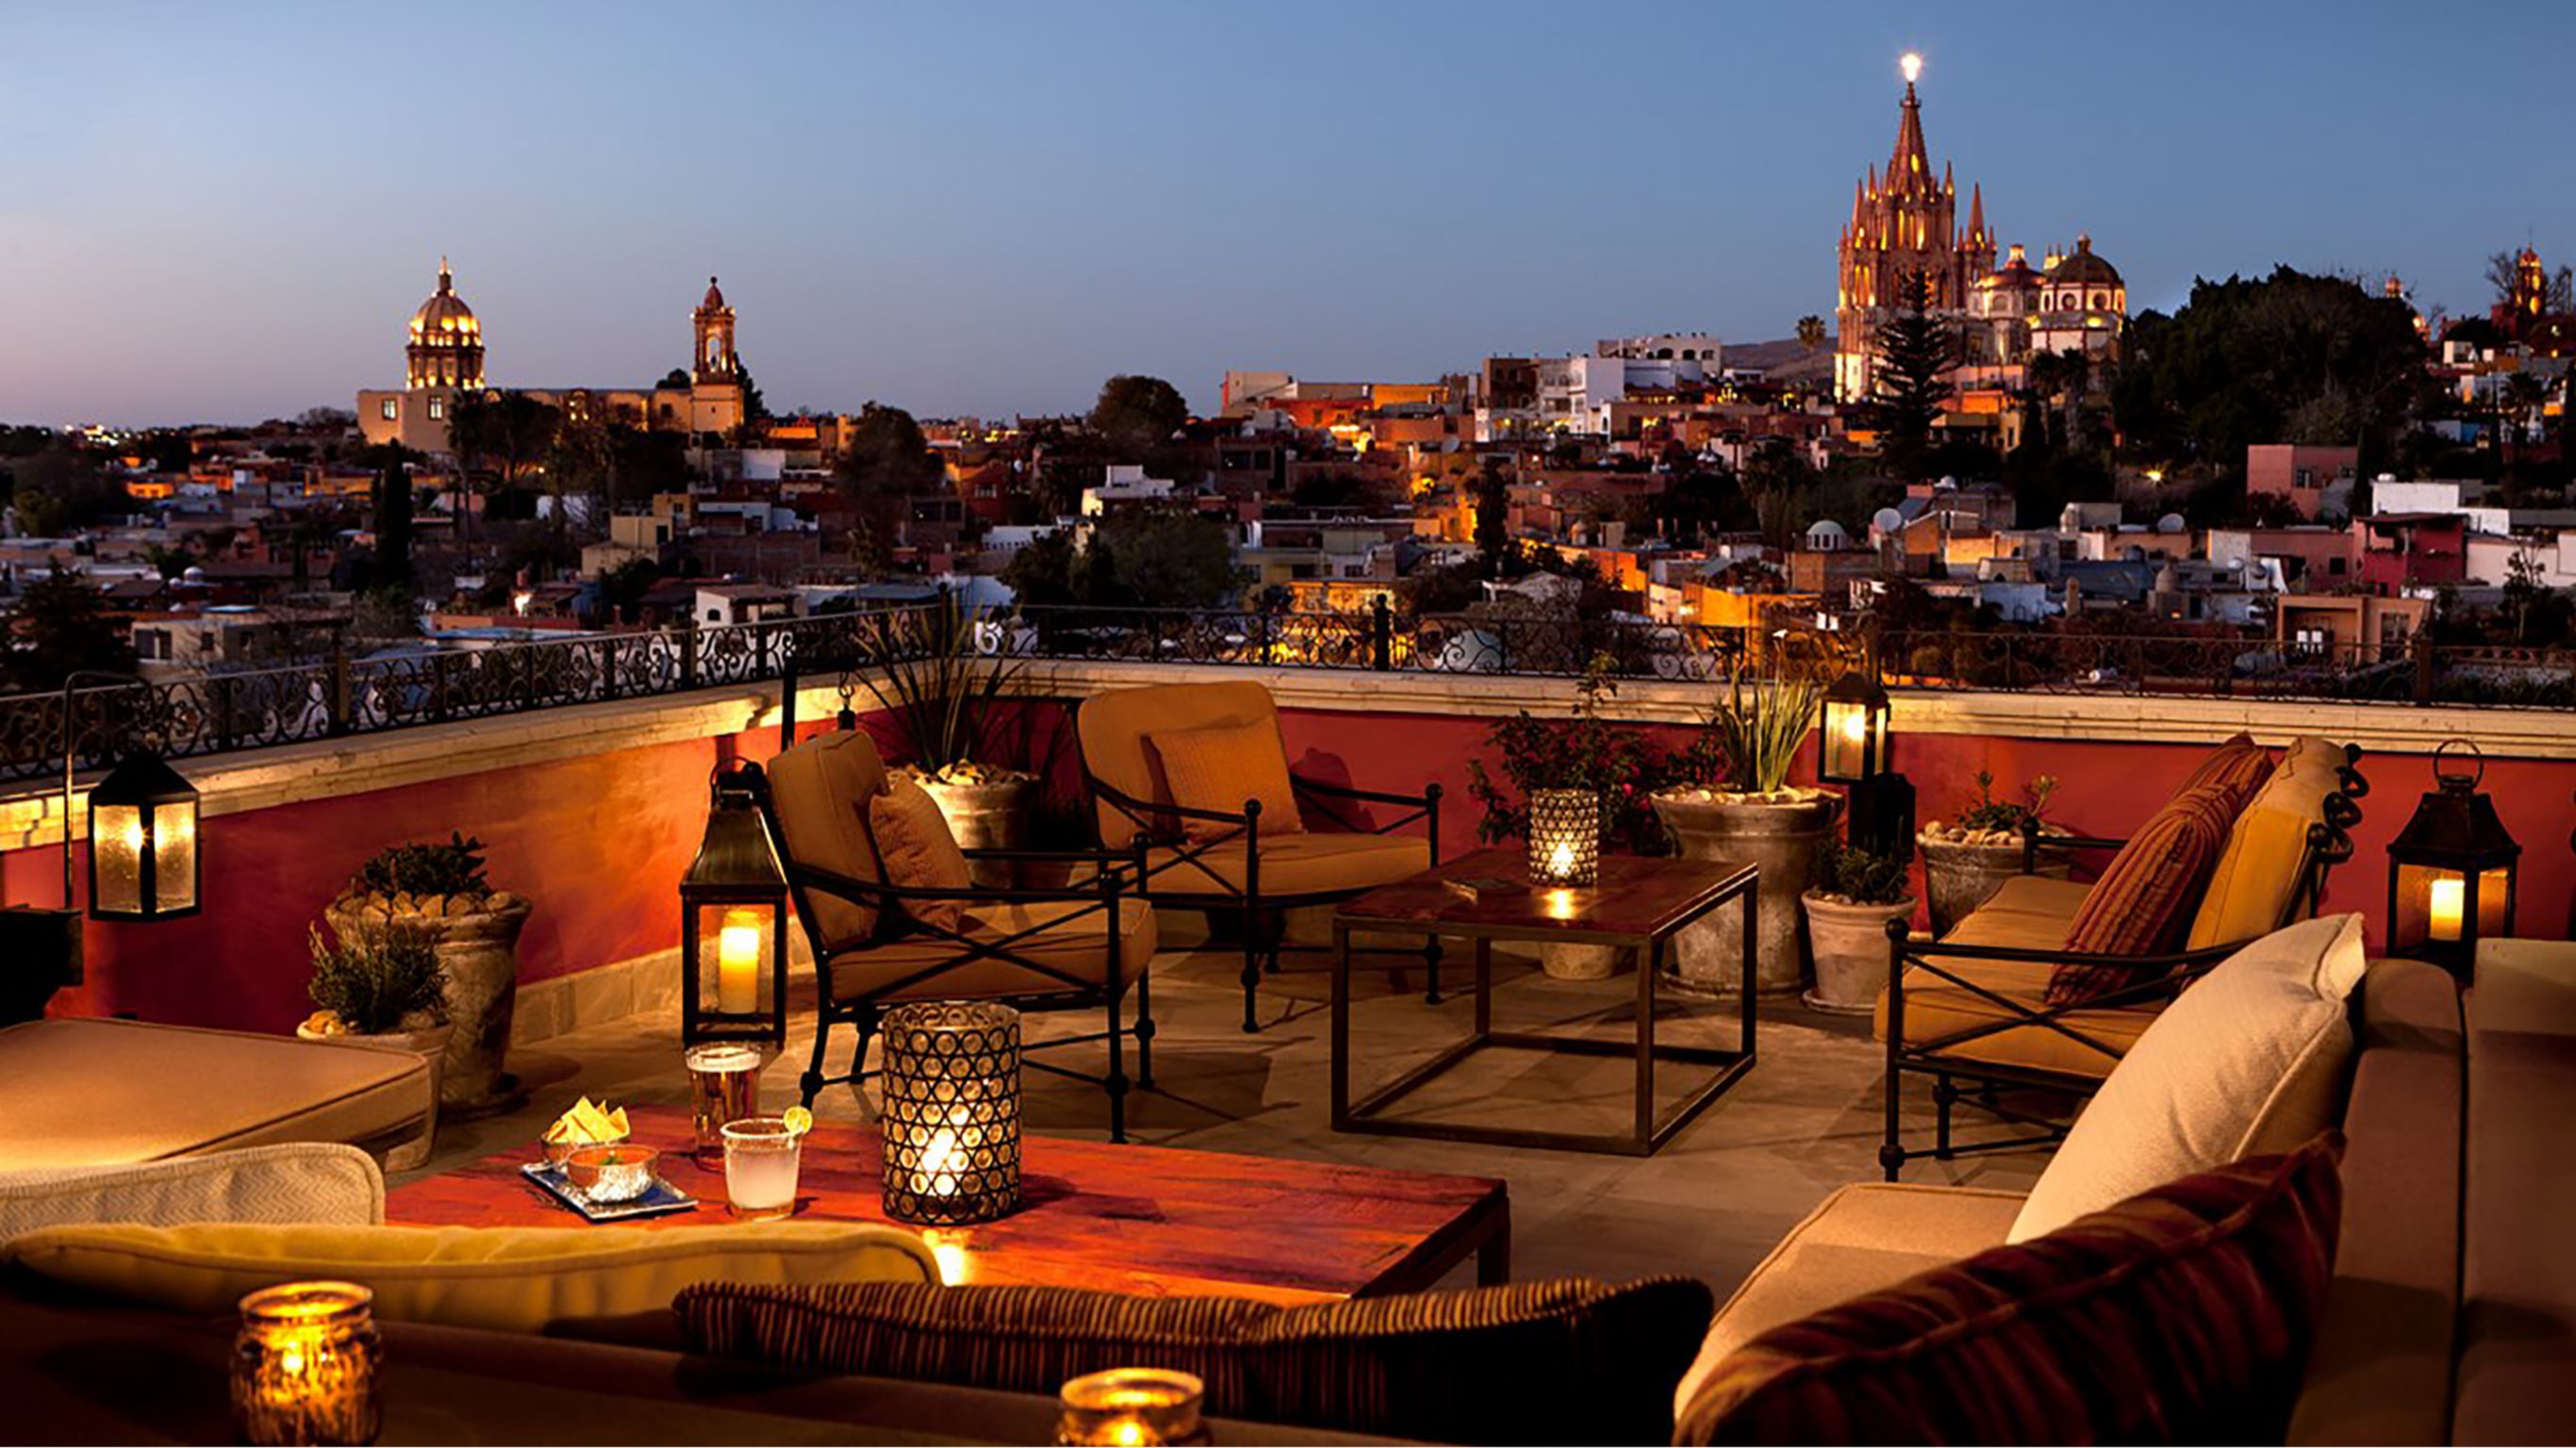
[231,1280,383,1447]
[1056,1367,1208,1447]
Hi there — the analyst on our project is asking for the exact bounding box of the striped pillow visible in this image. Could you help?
[2051,782,2238,1003]
[2176,732,2277,799]
[678,1275,1713,1443]
[1676,1134,2344,1446]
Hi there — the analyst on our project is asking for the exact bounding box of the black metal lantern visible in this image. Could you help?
[680,762,790,1049]
[1818,671,1891,784]
[86,750,201,922]
[2385,740,2519,979]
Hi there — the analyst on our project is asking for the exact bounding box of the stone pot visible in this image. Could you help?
[297,1018,453,1172]
[327,892,532,1118]
[1652,788,1841,996]
[1537,941,1632,981]
[916,770,1040,891]
[1801,891,1914,1014]
[1917,832,2072,938]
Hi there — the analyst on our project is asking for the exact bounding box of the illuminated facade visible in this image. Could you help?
[359,263,748,454]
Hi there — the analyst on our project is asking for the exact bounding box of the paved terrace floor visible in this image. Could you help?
[403,922,2050,1295]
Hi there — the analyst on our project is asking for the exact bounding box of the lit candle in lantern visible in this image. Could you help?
[921,1126,962,1196]
[1547,840,1577,878]
[717,908,763,1014]
[1057,1368,1207,1447]
[2427,875,2466,942]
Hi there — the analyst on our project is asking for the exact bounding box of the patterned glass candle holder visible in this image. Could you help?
[1526,788,1602,887]
[230,1281,383,1447]
[1056,1368,1208,1446]
[881,1001,1022,1225]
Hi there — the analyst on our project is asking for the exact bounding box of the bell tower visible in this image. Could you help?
[692,276,739,384]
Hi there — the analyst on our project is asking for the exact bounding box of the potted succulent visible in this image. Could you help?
[1651,652,1841,996]
[326,832,531,1116]
[1801,841,1915,1013]
[858,594,1037,887]
[297,920,453,1170]
[1465,657,1671,979]
[1916,770,2068,937]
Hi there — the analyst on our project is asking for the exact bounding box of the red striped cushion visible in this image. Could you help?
[2177,732,2276,798]
[678,1275,1712,1443]
[1676,1134,2344,1446]
[2052,782,2237,1002]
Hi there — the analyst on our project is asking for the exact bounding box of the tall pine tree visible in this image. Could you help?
[1874,268,1956,483]
[367,444,416,592]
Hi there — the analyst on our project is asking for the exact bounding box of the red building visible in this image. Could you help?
[2246,444,2358,521]
[2355,513,2468,594]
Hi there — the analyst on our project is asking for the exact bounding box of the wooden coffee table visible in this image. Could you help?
[1331,847,1758,1157]
[388,1107,1508,1306]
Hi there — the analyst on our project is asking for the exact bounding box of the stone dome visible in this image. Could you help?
[2045,235,2122,288]
[408,259,481,344]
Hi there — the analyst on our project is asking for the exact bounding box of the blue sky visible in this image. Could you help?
[6,1,2571,425]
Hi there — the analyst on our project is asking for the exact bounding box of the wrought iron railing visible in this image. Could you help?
[0,606,2566,785]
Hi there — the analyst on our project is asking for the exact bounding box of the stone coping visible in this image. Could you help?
[4,661,2569,853]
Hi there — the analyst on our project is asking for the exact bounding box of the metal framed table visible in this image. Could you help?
[1329,847,1759,1157]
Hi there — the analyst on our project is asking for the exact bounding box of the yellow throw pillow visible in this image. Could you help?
[1,1220,938,1336]
[867,776,972,934]
[2187,752,2342,949]
[1147,719,1304,843]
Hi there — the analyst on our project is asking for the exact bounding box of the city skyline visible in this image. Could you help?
[8,0,2574,427]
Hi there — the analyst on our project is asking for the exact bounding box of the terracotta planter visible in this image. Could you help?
[327,893,532,1118]
[1652,789,1841,996]
[916,771,1039,891]
[1917,833,2072,939]
[1537,942,1632,981]
[1801,891,1914,1014]
[297,1019,453,1171]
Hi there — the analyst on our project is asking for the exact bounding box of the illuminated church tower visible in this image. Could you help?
[405,257,485,391]
[692,275,740,383]
[1834,55,1992,402]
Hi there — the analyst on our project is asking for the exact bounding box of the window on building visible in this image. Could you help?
[379,399,399,421]
[427,397,445,420]
[2295,469,2316,489]
[2329,556,2348,575]
[2292,626,2328,656]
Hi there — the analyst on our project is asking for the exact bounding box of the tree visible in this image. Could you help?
[999,512,1242,612]
[6,446,124,536]
[1795,315,1827,355]
[366,443,417,591]
[6,567,137,692]
[1472,463,1512,577]
[1740,439,1815,552]
[1873,268,1955,483]
[298,405,356,434]
[656,367,692,390]
[2485,249,2575,317]
[834,403,947,498]
[1089,375,1189,456]
[611,426,692,505]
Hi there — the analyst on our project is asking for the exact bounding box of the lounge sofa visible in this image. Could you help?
[1877,734,2366,1176]
[1685,936,2575,1445]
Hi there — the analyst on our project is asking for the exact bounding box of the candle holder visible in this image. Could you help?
[1056,1368,1209,1446]
[881,1001,1021,1225]
[230,1280,383,1447]
[1526,788,1601,887]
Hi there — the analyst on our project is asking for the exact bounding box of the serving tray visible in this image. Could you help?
[520,1160,700,1223]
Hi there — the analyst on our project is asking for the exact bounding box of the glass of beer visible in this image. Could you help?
[684,1044,763,1164]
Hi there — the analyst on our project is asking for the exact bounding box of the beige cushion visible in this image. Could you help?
[1077,681,1282,847]
[1671,1182,2024,1417]
[1143,831,1431,900]
[3,1220,940,1336]
[867,774,971,934]
[0,1019,432,1170]
[767,730,890,947]
[826,898,1158,1002]
[1874,876,2158,1079]
[2188,741,2343,949]
[2008,913,2368,1242]
[0,1144,385,1241]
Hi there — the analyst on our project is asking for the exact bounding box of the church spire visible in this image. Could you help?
[1963,184,1987,249]
[1889,56,1930,190]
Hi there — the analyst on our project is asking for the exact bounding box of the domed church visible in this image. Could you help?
[358,261,747,454]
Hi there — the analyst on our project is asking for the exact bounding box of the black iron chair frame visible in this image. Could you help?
[1878,749,2369,1180]
[751,768,1157,1144]
[1082,769,1443,1034]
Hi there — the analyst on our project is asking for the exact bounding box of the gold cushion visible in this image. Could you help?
[1,1221,939,1336]
[826,898,1158,1002]
[2187,745,2343,950]
[1077,682,1283,847]
[1143,832,1431,899]
[1874,897,2162,1080]
[868,775,970,934]
[1147,718,1304,842]
[768,731,890,946]
[1672,1182,2025,1417]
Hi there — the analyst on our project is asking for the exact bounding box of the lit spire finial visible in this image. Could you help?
[1900,52,1923,86]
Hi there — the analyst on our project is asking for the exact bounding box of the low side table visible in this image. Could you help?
[1330,847,1757,1157]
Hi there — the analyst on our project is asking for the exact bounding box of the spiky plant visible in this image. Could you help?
[1708,655,1824,795]
[854,595,1028,779]
[308,921,449,1036]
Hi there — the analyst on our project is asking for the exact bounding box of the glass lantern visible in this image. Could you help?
[1526,788,1602,887]
[1818,671,1891,785]
[680,763,790,1048]
[2385,740,2519,979]
[230,1281,382,1447]
[1056,1368,1209,1446]
[881,1001,1023,1226]
[87,750,201,922]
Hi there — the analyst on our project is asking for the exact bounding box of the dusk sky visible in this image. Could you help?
[8,2,2572,427]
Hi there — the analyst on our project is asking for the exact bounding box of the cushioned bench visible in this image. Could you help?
[0,1019,434,1171]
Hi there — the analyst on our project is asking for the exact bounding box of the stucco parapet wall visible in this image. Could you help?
[3,661,2568,852]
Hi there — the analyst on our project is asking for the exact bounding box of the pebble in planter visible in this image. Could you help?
[1916,771,2066,938]
[1801,841,1915,1014]
[326,834,531,1118]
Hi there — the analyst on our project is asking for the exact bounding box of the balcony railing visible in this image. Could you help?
[1,605,2568,784]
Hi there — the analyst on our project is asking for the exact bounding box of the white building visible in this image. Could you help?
[1081,464,1175,516]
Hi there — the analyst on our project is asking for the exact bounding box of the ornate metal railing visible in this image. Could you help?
[1,606,2566,785]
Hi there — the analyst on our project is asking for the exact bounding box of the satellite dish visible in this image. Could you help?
[1871,506,1906,535]
[2155,513,2187,535]
[1936,475,1958,490]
